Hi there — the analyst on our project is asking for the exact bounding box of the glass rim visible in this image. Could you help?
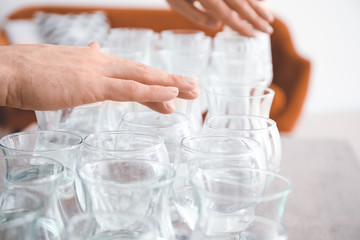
[0,189,44,229]
[0,130,83,154]
[205,114,278,132]
[83,131,166,154]
[121,111,191,129]
[180,134,262,158]
[190,167,292,201]
[1,155,65,186]
[78,159,176,188]
[206,84,275,99]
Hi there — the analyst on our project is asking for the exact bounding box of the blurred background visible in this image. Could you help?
[1,0,359,156]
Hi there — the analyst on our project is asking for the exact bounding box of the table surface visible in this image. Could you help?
[280,136,360,240]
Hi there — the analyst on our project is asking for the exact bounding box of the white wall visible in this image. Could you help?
[268,0,360,115]
[1,0,360,115]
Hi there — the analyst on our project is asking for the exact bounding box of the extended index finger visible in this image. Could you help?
[105,57,198,92]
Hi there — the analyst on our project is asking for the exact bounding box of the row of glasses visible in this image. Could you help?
[34,27,273,135]
[2,27,289,240]
[0,128,289,239]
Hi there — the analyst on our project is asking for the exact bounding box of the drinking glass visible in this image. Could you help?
[0,188,44,240]
[172,135,267,236]
[103,27,155,65]
[155,29,212,129]
[119,111,194,163]
[202,115,282,173]
[78,159,176,240]
[213,31,273,86]
[189,167,292,239]
[36,101,121,137]
[1,155,64,240]
[0,131,83,219]
[160,29,206,50]
[205,84,275,119]
[64,211,160,240]
[78,131,169,211]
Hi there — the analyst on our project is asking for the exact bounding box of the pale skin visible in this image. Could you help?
[0,42,199,114]
[167,0,274,37]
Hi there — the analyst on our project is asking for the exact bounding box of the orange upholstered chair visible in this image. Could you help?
[0,6,310,133]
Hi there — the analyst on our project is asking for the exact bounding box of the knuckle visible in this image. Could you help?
[123,80,139,101]
[134,62,151,76]
[168,74,181,85]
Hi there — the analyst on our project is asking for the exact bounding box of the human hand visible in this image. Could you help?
[167,0,274,37]
[0,42,199,114]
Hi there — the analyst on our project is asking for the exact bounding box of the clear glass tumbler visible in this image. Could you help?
[213,31,273,86]
[0,188,44,240]
[103,27,155,65]
[155,29,212,129]
[172,134,266,236]
[2,155,65,240]
[78,159,176,240]
[119,111,194,163]
[205,84,275,119]
[35,102,111,137]
[189,167,292,239]
[202,115,282,173]
[0,131,83,219]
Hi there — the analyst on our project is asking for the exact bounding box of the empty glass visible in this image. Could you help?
[154,29,212,129]
[103,27,155,64]
[0,188,44,240]
[189,167,292,239]
[212,31,273,86]
[36,101,122,137]
[1,155,64,240]
[119,111,194,162]
[65,211,160,240]
[78,159,176,240]
[202,115,282,173]
[0,130,83,219]
[172,135,267,235]
[205,84,275,119]
[78,131,169,211]
[160,29,206,50]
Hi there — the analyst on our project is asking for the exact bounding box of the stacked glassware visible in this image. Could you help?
[0,26,292,240]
